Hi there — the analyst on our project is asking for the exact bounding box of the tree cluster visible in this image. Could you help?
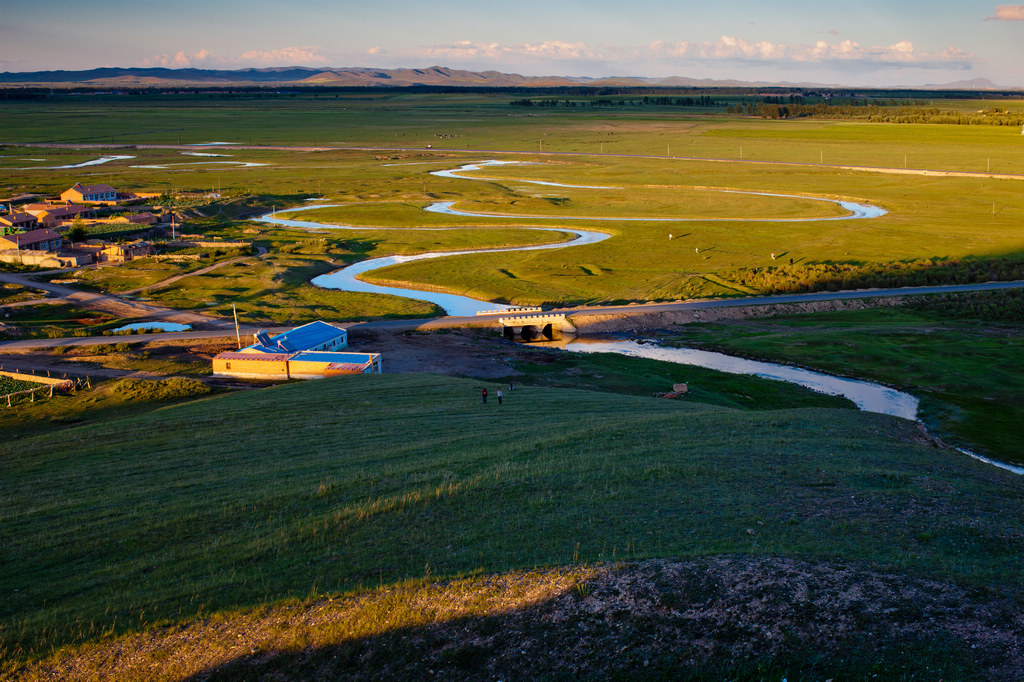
[729,100,1024,126]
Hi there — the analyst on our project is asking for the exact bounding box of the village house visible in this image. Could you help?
[127,211,159,225]
[0,227,88,267]
[60,183,118,204]
[213,321,382,380]
[101,240,156,262]
[23,204,94,228]
[0,212,40,232]
[0,228,63,252]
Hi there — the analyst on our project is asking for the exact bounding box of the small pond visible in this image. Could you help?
[112,322,193,333]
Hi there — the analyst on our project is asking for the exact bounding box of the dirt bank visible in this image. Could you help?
[347,327,523,378]
[570,296,909,334]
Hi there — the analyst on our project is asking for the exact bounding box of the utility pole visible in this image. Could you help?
[232,304,242,349]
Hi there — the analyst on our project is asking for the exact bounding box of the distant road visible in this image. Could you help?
[396,279,1024,330]
[0,270,231,327]
[2,278,1022,351]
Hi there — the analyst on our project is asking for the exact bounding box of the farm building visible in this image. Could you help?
[0,212,40,231]
[0,228,63,252]
[213,321,381,380]
[243,321,349,354]
[60,183,117,204]
[24,204,94,227]
[91,240,156,262]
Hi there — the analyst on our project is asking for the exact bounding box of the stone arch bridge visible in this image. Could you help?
[498,312,577,342]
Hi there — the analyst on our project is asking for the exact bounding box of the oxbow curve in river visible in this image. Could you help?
[264,160,886,315]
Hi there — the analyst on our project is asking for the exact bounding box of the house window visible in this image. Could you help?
[225,362,231,369]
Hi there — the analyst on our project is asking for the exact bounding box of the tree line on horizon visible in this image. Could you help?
[732,100,1024,125]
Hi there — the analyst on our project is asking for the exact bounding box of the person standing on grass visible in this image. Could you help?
[481,388,488,404]
[497,388,503,405]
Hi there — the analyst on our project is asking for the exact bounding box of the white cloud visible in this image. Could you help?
[671,36,970,68]
[422,40,599,62]
[407,36,974,72]
[238,47,328,66]
[987,5,1024,20]
[142,47,328,69]
[143,49,214,68]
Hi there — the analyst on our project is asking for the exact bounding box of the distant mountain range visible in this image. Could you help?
[0,66,1017,91]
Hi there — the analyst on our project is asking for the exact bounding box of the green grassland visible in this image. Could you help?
[3,92,1024,676]
[2,92,1023,169]
[3,95,1022,449]
[2,372,1022,676]
[0,302,121,339]
[662,292,1024,465]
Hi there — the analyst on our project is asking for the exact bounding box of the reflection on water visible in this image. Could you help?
[563,337,919,420]
[46,155,135,169]
[430,161,887,221]
[113,322,192,333]
[309,224,607,316]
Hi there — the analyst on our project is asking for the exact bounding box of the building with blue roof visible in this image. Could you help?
[212,320,381,379]
[243,320,347,355]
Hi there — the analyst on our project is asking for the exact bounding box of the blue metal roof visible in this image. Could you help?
[245,344,282,354]
[267,321,345,352]
[290,351,376,364]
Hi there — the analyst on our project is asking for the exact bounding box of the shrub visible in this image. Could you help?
[108,377,211,402]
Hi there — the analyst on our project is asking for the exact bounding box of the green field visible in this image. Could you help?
[3,372,1023,678]
[4,92,1024,677]
[664,290,1024,465]
[5,92,1023,310]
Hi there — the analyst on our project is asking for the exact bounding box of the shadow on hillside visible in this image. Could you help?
[180,557,1021,682]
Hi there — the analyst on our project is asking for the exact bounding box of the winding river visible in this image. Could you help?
[268,160,886,315]
[258,161,1021,474]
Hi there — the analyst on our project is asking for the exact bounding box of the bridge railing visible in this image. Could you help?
[498,313,566,325]
[476,306,542,316]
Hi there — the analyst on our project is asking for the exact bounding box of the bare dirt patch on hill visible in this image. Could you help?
[13,557,1022,681]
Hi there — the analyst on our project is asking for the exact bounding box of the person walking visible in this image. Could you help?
[496,389,503,405]
[481,388,488,404]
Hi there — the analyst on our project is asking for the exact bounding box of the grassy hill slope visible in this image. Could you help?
[3,373,1023,677]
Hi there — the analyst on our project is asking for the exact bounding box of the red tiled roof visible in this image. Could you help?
[0,212,38,225]
[66,183,116,195]
[35,205,89,219]
[215,351,292,362]
[1,228,60,245]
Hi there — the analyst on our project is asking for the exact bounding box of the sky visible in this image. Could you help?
[1,1,1023,87]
